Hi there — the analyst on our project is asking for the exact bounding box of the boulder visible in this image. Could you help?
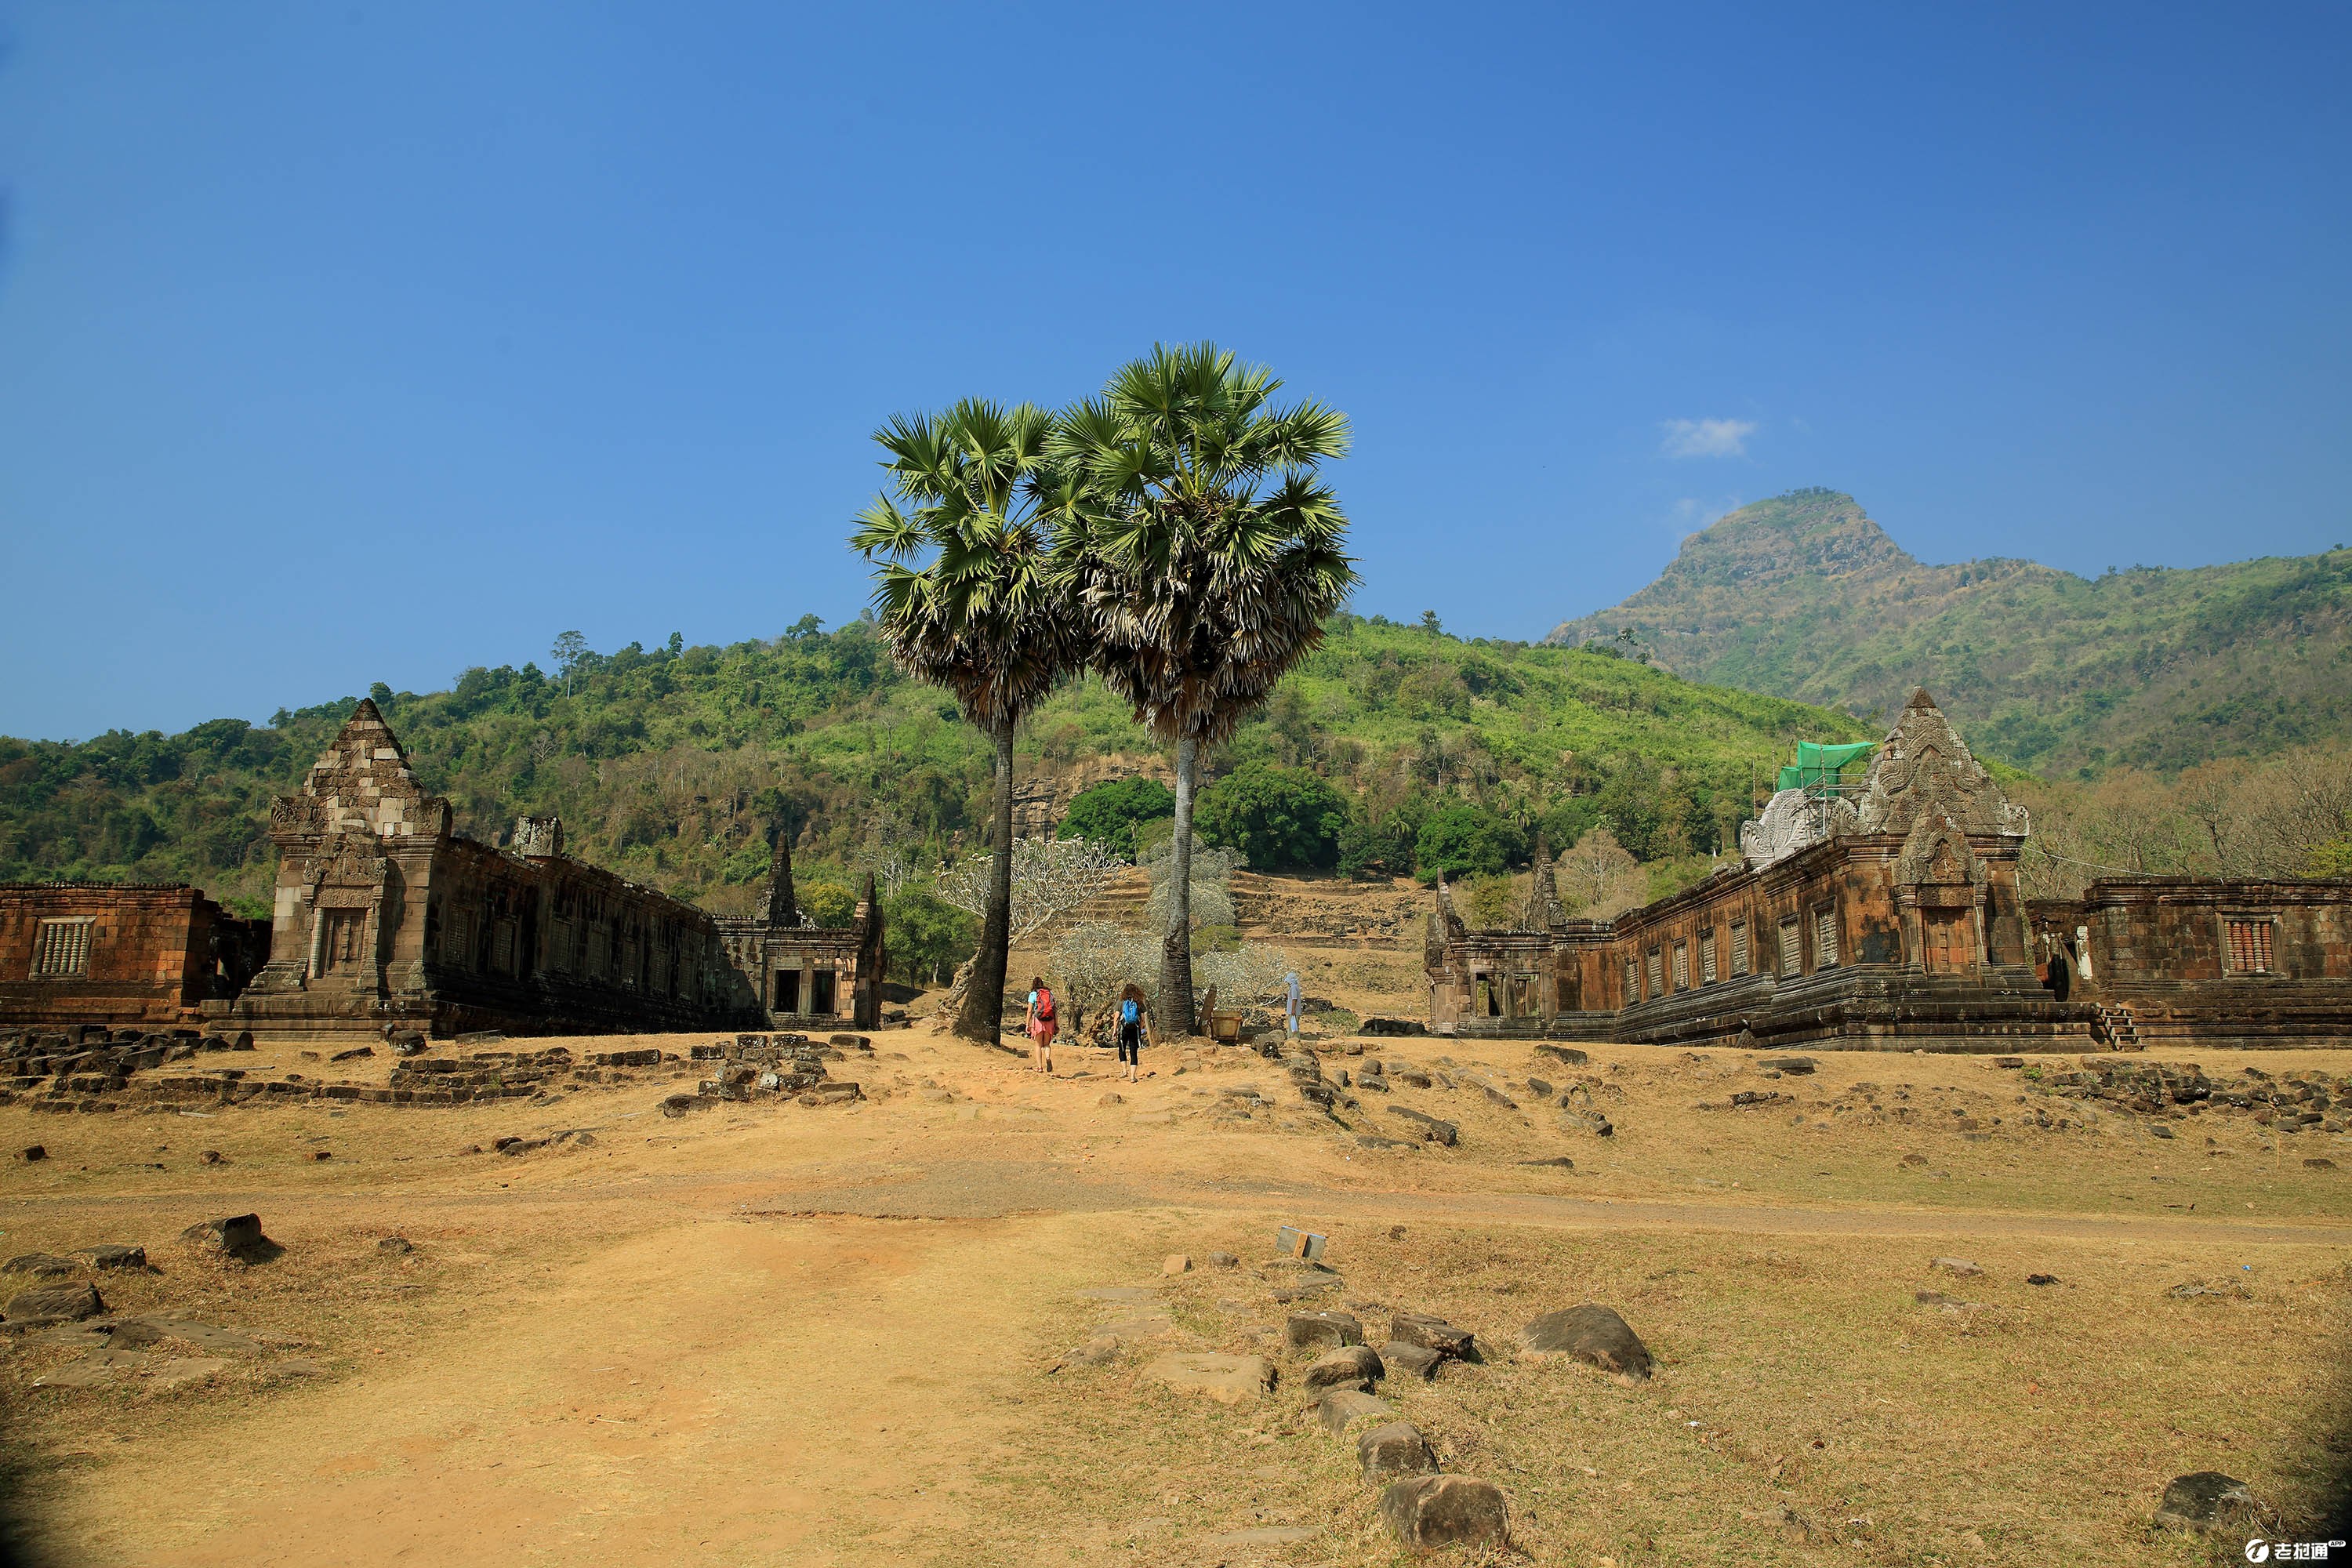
[1207,1251,1239,1269]
[1381,1341,1443,1381]
[1286,1309,1364,1352]
[2153,1472,2265,1535]
[74,1244,146,1271]
[180,1214,266,1258]
[1142,1352,1276,1404]
[1359,1017,1428,1036]
[1520,1304,1652,1381]
[1758,1055,1817,1075]
[5,1280,104,1324]
[1930,1258,1984,1277]
[1385,1107,1459,1146]
[329,1046,375,1063]
[2,1254,76,1278]
[1378,1475,1509,1549]
[1162,1254,1190,1275]
[1315,1388,1394,1435]
[1388,1311,1475,1359]
[1358,1420,1438,1479]
[1303,1345,1385,1392]
[378,1236,414,1255]
[1534,1045,1588,1066]
[20,1145,45,1163]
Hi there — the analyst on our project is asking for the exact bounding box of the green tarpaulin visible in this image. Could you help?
[1776,740,1875,794]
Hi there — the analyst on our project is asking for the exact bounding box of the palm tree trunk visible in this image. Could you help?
[1158,736,1198,1036]
[957,714,1018,1044]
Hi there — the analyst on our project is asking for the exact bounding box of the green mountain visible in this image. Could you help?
[1545,488,2352,773]
[0,619,1867,913]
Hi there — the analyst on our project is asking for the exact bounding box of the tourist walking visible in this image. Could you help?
[1025,975,1058,1075]
[1114,982,1153,1082]
[1284,971,1302,1037]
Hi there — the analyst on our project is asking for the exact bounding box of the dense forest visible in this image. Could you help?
[0,617,1870,916]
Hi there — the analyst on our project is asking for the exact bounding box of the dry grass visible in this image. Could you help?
[2,1004,2347,1566]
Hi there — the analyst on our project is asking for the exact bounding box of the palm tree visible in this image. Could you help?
[1052,343,1357,1035]
[851,399,1083,1044]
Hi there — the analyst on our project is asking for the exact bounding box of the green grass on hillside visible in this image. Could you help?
[0,619,1868,913]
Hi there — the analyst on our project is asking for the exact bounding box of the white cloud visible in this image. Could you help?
[1660,417,1757,459]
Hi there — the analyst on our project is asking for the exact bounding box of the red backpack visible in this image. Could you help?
[1033,986,1055,1022]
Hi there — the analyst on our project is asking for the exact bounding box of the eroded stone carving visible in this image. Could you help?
[1856,688,2028,837]
[1739,788,1860,870]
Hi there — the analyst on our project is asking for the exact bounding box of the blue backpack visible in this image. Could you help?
[1121,998,1139,1025]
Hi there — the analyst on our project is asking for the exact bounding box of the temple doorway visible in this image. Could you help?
[1922,908,1976,974]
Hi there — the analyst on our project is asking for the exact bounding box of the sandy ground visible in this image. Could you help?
[5,1019,2350,1566]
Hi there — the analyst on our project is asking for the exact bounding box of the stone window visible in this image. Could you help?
[1624,958,1639,1003]
[1646,949,1664,998]
[1700,929,1717,985]
[1672,942,1690,991]
[491,920,516,976]
[1778,917,1802,977]
[2226,918,2274,975]
[441,909,472,967]
[1815,907,1839,968]
[31,917,93,978]
[1730,921,1749,977]
[319,909,368,976]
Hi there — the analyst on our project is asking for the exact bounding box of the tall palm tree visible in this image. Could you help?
[1052,344,1357,1035]
[851,398,1083,1044]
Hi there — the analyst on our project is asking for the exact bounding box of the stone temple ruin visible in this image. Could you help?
[1,702,884,1041]
[1428,689,2352,1051]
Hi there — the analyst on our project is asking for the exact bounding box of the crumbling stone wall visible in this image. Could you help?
[0,883,266,1028]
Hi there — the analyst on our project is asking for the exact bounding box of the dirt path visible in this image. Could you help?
[42,1208,1102,1567]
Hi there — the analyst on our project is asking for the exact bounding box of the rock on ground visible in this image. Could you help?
[1381,1341,1443,1381]
[1379,1475,1509,1548]
[75,1244,147,1270]
[2154,1472,2267,1535]
[1142,1352,1274,1405]
[1520,1303,1653,1381]
[181,1214,266,1257]
[4,1280,104,1324]
[1388,1312,1475,1359]
[1315,1388,1394,1435]
[1359,1420,1438,1479]
[2,1254,76,1278]
[1285,1309,1363,1351]
[1930,1258,1984,1277]
[1303,1345,1385,1392]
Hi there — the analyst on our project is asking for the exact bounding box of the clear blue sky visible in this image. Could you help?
[2,3,2347,740]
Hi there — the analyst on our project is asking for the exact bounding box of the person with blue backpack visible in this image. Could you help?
[1114,982,1154,1082]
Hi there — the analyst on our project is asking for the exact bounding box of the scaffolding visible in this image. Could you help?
[1775,741,1875,840]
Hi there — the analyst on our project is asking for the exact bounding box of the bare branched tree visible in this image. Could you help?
[935,837,1123,945]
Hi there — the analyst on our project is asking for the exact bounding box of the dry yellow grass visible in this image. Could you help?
[2,1012,2347,1566]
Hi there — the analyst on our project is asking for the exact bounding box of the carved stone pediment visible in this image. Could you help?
[310,834,389,898]
[1740,788,1860,870]
[1895,812,1986,909]
[1857,689,2027,837]
[270,796,325,835]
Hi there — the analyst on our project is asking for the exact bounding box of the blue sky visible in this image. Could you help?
[2,3,2347,740]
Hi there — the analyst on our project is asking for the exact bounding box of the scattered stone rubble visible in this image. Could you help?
[0,1023,881,1120]
[1055,1238,1681,1554]
[2031,1058,2349,1134]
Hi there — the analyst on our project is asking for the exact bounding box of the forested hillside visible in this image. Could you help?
[1547,488,2352,773]
[0,619,1867,915]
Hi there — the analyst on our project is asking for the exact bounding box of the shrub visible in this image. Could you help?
[1058,776,1174,858]
[883,888,975,985]
[1414,803,1525,880]
[1196,763,1348,870]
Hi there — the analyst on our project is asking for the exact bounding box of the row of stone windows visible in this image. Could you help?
[31,917,93,978]
[1628,909,1843,1003]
